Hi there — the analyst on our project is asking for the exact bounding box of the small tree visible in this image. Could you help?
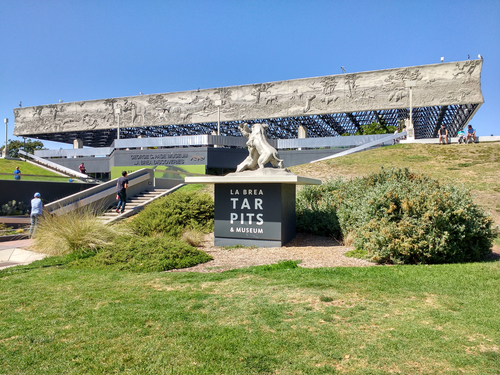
[340,122,397,136]
[355,121,396,135]
[0,139,45,158]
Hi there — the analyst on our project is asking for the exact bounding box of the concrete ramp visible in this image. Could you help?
[310,131,406,163]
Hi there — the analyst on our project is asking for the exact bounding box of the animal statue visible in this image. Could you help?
[236,123,284,172]
[123,101,146,125]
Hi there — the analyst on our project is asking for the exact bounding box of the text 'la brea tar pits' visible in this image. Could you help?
[229,188,264,226]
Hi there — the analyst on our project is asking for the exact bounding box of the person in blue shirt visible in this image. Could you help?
[457,129,466,144]
[14,166,21,180]
[29,192,43,238]
[466,124,476,144]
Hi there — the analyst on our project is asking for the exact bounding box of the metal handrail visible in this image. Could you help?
[45,168,154,215]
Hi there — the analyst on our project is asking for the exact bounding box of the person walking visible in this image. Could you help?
[14,166,21,180]
[116,171,129,214]
[29,192,43,238]
[79,162,87,174]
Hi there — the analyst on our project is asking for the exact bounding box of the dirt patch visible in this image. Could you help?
[169,232,375,273]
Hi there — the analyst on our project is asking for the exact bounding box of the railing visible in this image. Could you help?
[45,168,154,216]
[35,147,112,158]
[311,132,407,163]
[31,133,400,160]
[19,150,90,179]
[277,134,395,149]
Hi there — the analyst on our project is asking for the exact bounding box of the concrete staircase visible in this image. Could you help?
[98,185,182,224]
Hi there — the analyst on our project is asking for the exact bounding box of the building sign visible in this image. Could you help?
[215,183,289,241]
[130,152,190,166]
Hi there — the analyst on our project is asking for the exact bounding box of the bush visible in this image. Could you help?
[129,190,214,238]
[71,235,213,272]
[296,179,342,238]
[32,206,129,256]
[1,200,29,215]
[297,168,495,264]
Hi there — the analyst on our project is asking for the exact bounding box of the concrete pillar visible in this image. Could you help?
[73,138,83,149]
[405,119,415,141]
[73,138,83,158]
[298,125,307,151]
[298,125,307,139]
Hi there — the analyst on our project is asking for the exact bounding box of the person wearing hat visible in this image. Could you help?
[29,192,43,238]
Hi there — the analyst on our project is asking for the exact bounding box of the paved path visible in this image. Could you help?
[0,239,46,270]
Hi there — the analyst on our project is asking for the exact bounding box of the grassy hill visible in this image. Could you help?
[1,142,499,374]
[0,158,67,181]
[291,142,500,226]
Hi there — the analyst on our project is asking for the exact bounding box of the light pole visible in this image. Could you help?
[115,107,122,140]
[405,81,416,140]
[3,118,8,158]
[214,100,222,135]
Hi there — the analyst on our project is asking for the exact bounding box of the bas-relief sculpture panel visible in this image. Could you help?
[13,60,483,136]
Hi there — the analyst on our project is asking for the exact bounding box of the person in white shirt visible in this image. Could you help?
[29,192,43,238]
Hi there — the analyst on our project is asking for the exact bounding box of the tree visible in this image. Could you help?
[0,139,45,158]
[341,121,397,136]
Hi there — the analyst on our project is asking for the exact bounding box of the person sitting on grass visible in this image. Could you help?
[457,128,466,144]
[438,124,448,145]
[466,124,476,144]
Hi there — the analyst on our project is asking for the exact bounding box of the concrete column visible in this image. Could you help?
[405,119,415,141]
[73,138,83,149]
[298,125,307,150]
[73,138,83,158]
[298,125,307,139]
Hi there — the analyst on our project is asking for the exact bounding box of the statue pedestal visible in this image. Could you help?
[186,169,321,247]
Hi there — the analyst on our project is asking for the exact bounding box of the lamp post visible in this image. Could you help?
[3,118,8,158]
[405,81,416,140]
[214,100,222,135]
[115,107,122,140]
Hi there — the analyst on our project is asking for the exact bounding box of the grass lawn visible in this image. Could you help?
[1,260,500,374]
[1,142,499,374]
[0,159,67,182]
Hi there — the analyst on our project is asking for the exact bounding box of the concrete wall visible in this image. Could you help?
[43,146,350,174]
[14,60,484,137]
[0,180,98,208]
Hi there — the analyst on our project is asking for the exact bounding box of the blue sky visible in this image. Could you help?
[1,0,499,149]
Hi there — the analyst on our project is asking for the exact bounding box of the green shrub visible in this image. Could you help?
[71,235,212,272]
[297,168,495,264]
[296,179,342,237]
[129,190,214,238]
[1,200,29,215]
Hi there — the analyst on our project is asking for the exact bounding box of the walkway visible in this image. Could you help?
[0,239,46,270]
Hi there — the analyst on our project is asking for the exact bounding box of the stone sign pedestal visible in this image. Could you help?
[186,169,321,247]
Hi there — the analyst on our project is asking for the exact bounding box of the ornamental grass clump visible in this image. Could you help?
[297,168,495,264]
[32,205,129,256]
[130,190,214,238]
